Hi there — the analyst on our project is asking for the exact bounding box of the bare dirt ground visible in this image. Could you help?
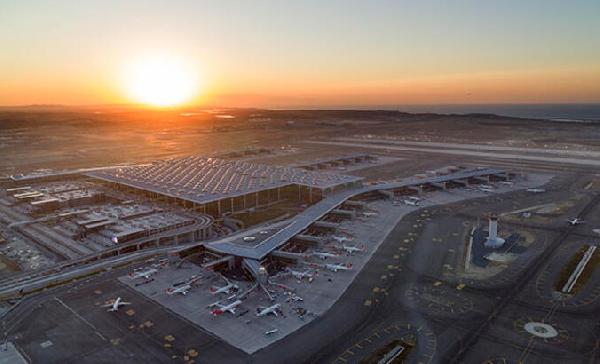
[3,107,600,178]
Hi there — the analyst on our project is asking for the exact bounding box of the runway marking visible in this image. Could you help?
[54,297,107,341]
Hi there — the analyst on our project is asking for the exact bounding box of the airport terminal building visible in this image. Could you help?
[86,156,363,217]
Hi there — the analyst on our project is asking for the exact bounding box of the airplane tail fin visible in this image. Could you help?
[211,309,223,316]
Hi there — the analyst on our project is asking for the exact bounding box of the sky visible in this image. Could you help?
[1,0,600,108]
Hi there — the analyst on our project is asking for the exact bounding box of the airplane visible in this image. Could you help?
[102,297,131,312]
[210,282,238,295]
[166,275,203,296]
[499,181,514,186]
[478,187,494,193]
[324,263,353,272]
[331,235,352,243]
[567,218,585,226]
[128,267,158,280]
[166,283,192,296]
[526,188,546,193]
[211,300,243,316]
[402,199,419,206]
[407,196,421,201]
[312,251,340,260]
[289,269,317,282]
[256,303,281,317]
[265,329,278,336]
[342,244,365,254]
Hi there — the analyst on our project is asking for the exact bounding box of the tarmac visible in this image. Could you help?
[116,173,553,354]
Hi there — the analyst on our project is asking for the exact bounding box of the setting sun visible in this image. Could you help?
[122,54,199,107]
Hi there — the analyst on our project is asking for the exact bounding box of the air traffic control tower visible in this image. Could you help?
[485,214,506,248]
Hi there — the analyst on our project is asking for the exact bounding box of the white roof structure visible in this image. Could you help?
[87,156,363,205]
[207,167,507,259]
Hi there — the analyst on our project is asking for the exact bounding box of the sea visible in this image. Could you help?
[390,103,600,123]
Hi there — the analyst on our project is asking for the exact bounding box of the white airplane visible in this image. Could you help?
[265,329,278,336]
[362,212,378,217]
[407,196,421,201]
[166,276,203,296]
[211,300,242,316]
[289,269,316,282]
[499,181,514,186]
[166,283,192,296]
[331,235,352,243]
[567,218,585,226]
[479,184,494,190]
[325,263,353,272]
[526,188,546,193]
[342,244,365,254]
[128,267,158,280]
[312,251,339,260]
[210,282,238,295]
[478,187,494,193]
[102,297,131,312]
[402,199,419,206]
[256,303,281,317]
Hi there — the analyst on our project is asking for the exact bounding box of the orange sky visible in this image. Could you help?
[1,1,599,107]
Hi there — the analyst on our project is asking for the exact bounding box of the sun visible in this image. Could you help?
[123,54,199,107]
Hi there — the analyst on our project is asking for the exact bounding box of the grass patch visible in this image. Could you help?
[231,200,301,227]
[572,247,600,293]
[360,338,414,364]
[554,244,599,294]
